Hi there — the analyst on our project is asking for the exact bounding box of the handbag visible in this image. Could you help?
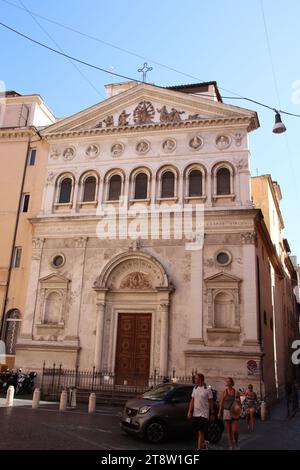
[230,398,242,419]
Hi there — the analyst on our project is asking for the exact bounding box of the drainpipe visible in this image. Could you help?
[0,127,41,339]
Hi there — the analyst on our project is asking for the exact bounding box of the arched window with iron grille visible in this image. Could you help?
[59,177,72,203]
[3,309,21,355]
[188,169,203,197]
[216,167,231,195]
[82,176,97,202]
[161,171,175,198]
[134,172,148,200]
[108,174,122,201]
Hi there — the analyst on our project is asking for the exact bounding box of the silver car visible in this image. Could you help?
[120,382,224,444]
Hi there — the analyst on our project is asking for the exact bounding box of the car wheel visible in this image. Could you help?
[206,422,224,444]
[145,421,166,444]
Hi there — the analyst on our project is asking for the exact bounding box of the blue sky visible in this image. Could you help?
[1,0,300,258]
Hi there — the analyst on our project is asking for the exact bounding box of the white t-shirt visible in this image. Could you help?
[191,386,213,419]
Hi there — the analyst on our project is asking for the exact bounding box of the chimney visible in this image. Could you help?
[105,81,138,98]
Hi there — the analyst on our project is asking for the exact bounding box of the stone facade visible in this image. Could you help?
[15,82,276,393]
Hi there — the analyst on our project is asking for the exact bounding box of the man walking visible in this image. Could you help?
[188,373,214,450]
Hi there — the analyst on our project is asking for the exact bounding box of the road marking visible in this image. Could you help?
[42,423,127,450]
[1,406,120,417]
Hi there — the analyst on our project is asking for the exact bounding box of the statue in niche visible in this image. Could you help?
[133,101,155,124]
[118,110,130,126]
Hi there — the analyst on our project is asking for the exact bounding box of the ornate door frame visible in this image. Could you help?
[93,250,174,376]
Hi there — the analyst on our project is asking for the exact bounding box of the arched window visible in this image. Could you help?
[44,292,61,324]
[216,168,231,195]
[82,176,97,202]
[161,171,175,198]
[108,174,122,201]
[134,172,148,199]
[59,177,72,203]
[214,292,234,328]
[4,309,21,355]
[188,169,203,197]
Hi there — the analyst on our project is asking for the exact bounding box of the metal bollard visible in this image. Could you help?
[88,392,96,414]
[6,385,14,407]
[260,400,267,421]
[59,390,68,411]
[70,388,77,408]
[32,388,40,409]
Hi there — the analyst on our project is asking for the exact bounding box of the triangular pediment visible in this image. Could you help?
[42,82,258,136]
[39,273,70,285]
[204,272,242,284]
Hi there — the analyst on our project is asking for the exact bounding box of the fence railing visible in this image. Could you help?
[40,363,197,400]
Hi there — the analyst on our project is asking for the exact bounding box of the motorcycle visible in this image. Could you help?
[0,370,37,395]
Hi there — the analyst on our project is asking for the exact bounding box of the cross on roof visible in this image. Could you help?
[138,62,153,83]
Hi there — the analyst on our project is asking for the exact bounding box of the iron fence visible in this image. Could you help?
[40,363,197,400]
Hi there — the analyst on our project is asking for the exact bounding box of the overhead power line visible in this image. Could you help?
[17,0,103,98]
[0,19,300,119]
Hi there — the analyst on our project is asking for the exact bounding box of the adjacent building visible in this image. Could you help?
[0,91,55,368]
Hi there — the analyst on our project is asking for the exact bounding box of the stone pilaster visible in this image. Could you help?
[159,303,169,377]
[19,237,44,338]
[94,301,105,370]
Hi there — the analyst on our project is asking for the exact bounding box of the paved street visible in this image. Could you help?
[0,398,299,450]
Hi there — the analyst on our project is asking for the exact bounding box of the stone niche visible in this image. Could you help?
[34,273,70,340]
[203,272,242,345]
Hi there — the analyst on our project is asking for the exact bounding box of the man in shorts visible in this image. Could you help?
[188,373,214,450]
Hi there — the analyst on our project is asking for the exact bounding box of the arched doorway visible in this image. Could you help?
[93,251,174,385]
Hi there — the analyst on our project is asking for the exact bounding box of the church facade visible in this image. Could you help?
[15,80,269,392]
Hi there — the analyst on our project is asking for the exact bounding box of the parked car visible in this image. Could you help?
[120,382,224,444]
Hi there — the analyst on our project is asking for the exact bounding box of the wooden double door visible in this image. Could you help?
[115,313,151,386]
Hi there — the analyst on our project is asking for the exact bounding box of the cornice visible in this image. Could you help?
[41,83,259,136]
[0,127,37,139]
[43,116,256,140]
[184,349,263,358]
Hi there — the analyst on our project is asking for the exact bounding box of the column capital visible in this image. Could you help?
[159,303,169,311]
[96,301,106,310]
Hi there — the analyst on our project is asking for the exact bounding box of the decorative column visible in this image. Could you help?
[241,231,259,344]
[206,168,212,207]
[67,237,87,343]
[159,303,169,377]
[19,237,44,339]
[94,301,105,371]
